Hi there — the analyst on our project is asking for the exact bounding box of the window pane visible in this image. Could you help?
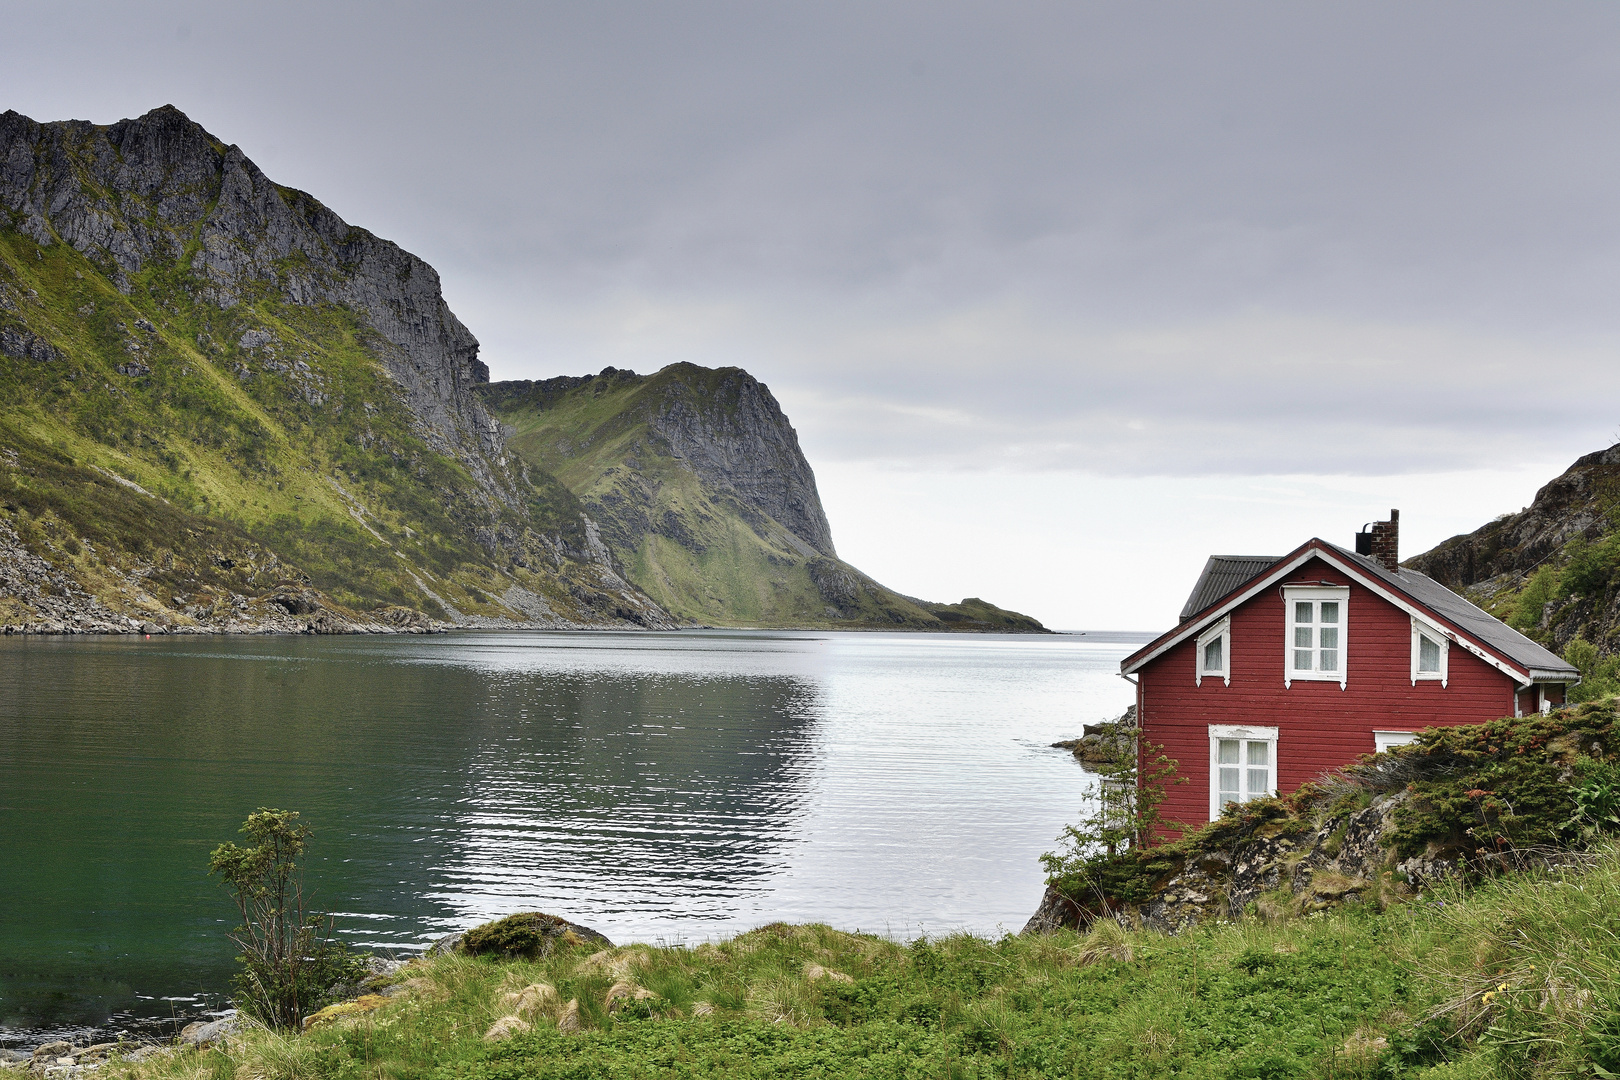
[1319,627,1338,649]
[1295,601,1313,624]
[1218,739,1240,764]
[1320,649,1338,672]
[1294,649,1313,670]
[1204,638,1223,672]
[1219,767,1240,796]
[1246,741,1268,766]
[1294,626,1312,648]
[1321,601,1339,624]
[1419,635,1440,672]
[1247,768,1269,796]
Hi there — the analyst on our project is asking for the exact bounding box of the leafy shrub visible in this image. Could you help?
[208,808,366,1028]
[1509,565,1559,633]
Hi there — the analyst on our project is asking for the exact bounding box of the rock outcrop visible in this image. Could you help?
[1027,704,1617,936]
[1407,442,1620,656]
[0,106,503,502]
[482,364,1048,631]
[0,105,677,631]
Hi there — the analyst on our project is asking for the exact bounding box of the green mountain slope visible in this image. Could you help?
[482,365,1047,631]
[0,105,671,632]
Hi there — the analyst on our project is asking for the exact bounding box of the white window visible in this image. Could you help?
[1209,724,1278,819]
[1373,730,1419,753]
[1195,616,1230,687]
[1410,617,1449,686]
[1283,585,1350,688]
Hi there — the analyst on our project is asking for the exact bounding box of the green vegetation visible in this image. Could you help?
[1043,703,1620,911]
[0,211,606,625]
[208,809,366,1029]
[103,844,1620,1079]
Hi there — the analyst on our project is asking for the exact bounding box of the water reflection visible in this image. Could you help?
[0,630,1139,1043]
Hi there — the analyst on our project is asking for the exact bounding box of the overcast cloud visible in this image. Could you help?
[5,2,1618,624]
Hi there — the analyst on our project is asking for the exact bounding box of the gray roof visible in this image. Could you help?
[1179,556,1281,621]
[1325,543,1578,678]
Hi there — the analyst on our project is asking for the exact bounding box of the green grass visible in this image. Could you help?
[110,913,1429,1080]
[100,842,1620,1078]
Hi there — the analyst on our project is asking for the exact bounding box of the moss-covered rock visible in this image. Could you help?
[457,912,613,960]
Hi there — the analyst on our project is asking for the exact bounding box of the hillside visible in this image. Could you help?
[482,366,1046,631]
[0,105,676,632]
[1407,443,1620,671]
[0,106,1041,635]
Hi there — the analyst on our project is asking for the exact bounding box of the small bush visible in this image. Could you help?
[208,808,365,1028]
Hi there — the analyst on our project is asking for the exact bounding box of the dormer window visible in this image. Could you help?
[1283,585,1350,688]
[1411,617,1449,686]
[1195,617,1230,686]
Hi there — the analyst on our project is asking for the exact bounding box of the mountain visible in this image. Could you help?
[482,365,1048,631]
[1407,443,1620,658]
[0,106,1043,634]
[0,104,670,632]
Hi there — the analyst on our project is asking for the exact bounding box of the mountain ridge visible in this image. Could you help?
[483,364,1047,632]
[0,105,1044,635]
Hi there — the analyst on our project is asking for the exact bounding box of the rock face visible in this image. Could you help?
[0,105,504,509]
[0,105,677,632]
[486,366,833,559]
[1406,442,1620,655]
[483,364,1049,631]
[1408,444,1620,592]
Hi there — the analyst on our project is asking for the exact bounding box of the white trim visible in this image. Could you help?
[1121,543,1549,688]
[1411,616,1449,687]
[1538,685,1551,715]
[1195,616,1231,687]
[1373,730,1419,753]
[1209,724,1279,820]
[1283,585,1349,689]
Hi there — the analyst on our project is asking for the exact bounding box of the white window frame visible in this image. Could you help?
[1208,723,1278,820]
[1195,616,1231,687]
[1283,585,1350,689]
[1410,617,1449,687]
[1373,730,1419,753]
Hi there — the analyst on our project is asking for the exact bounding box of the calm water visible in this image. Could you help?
[0,629,1143,1044]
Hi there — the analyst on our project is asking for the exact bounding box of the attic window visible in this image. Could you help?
[1283,585,1350,688]
[1411,618,1449,686]
[1195,617,1230,687]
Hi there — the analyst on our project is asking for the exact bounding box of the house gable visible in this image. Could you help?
[1123,539,1572,688]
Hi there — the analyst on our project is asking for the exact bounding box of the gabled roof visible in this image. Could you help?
[1180,556,1281,621]
[1123,538,1578,685]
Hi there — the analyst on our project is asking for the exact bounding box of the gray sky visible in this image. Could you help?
[5,2,1619,626]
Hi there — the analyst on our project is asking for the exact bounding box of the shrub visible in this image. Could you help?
[208,808,365,1028]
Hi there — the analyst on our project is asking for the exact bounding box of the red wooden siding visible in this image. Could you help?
[1138,559,1522,830]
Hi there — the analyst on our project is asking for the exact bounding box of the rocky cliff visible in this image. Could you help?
[0,105,672,633]
[1407,443,1620,658]
[483,365,1046,631]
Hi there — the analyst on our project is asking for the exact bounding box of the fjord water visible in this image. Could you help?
[0,630,1141,1043]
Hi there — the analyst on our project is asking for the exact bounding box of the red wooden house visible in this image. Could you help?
[1119,511,1579,826]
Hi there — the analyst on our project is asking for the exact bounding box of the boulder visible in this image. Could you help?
[453,912,613,960]
[177,1014,240,1047]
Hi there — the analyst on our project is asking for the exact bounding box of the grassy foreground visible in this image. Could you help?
[100,844,1620,1080]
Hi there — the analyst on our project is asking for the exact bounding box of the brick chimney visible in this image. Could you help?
[1355,510,1400,572]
